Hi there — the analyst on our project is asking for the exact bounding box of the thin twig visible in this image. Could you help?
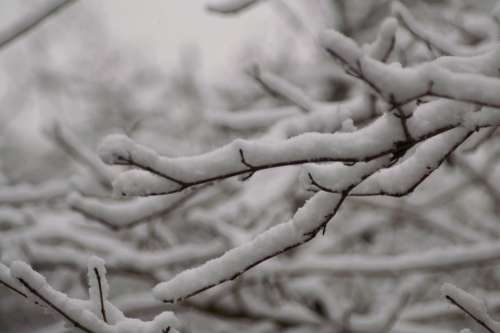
[445,295,496,333]
[18,278,95,333]
[93,268,108,323]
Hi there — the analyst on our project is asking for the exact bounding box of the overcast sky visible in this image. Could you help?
[89,0,280,77]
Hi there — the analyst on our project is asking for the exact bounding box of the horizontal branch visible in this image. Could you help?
[99,98,500,197]
[307,127,470,196]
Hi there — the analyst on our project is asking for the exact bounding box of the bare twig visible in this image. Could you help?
[93,268,108,323]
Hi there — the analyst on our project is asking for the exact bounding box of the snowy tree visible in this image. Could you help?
[2,0,500,332]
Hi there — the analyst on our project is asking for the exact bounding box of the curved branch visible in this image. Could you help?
[0,0,77,50]
[307,128,471,197]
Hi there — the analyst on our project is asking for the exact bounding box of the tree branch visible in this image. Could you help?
[0,0,77,51]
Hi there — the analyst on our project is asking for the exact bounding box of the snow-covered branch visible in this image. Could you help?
[1,259,180,333]
[442,283,500,333]
[99,103,498,197]
[4,1,500,331]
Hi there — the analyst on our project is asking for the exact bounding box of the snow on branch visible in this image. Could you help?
[88,20,500,308]
[264,93,373,139]
[1,259,181,333]
[101,100,500,197]
[320,29,500,108]
[152,156,400,303]
[307,126,470,197]
[442,283,500,333]
[5,4,500,330]
[150,116,495,302]
[98,115,403,196]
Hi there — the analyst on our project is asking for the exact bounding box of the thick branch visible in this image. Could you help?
[99,101,500,197]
